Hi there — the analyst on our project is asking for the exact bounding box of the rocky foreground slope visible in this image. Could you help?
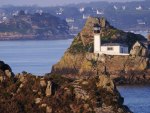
[52,17,150,85]
[0,60,132,113]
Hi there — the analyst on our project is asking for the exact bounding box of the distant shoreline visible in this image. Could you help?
[0,38,74,42]
[0,34,74,41]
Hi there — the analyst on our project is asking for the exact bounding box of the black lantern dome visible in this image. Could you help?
[93,24,101,34]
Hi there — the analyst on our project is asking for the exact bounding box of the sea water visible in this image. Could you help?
[118,86,150,113]
[0,39,73,75]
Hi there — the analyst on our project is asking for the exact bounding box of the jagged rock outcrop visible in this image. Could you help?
[130,41,148,57]
[94,75,129,113]
[63,74,132,113]
[96,75,115,92]
[0,60,132,113]
[40,77,47,87]
[51,17,150,85]
[45,81,52,97]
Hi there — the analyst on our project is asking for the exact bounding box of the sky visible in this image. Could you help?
[0,0,143,7]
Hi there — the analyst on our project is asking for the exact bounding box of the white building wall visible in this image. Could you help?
[100,46,129,55]
[94,34,101,53]
[100,46,119,55]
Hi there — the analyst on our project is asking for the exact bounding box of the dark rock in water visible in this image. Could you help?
[0,60,12,71]
[0,60,132,113]
[51,17,150,85]
[0,60,14,82]
[0,61,5,69]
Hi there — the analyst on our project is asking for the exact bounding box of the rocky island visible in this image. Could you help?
[0,60,132,113]
[0,10,70,40]
[52,17,150,85]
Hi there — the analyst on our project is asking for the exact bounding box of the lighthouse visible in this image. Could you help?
[93,24,129,55]
[93,24,101,53]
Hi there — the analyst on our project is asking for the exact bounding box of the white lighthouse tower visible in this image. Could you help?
[93,24,101,53]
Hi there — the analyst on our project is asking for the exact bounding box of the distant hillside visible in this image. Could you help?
[0,11,70,40]
[0,0,150,35]
[67,0,150,31]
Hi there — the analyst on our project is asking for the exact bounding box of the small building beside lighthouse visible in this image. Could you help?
[93,24,129,55]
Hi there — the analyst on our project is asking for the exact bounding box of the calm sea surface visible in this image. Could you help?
[0,33,150,113]
[0,39,73,75]
[118,86,150,113]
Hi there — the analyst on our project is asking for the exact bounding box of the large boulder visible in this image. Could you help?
[130,41,148,57]
[96,75,115,92]
[45,81,52,97]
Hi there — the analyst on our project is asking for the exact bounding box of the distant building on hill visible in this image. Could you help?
[122,6,126,10]
[56,8,64,15]
[66,18,74,23]
[83,14,90,19]
[137,19,146,25]
[136,6,142,10]
[79,7,85,13]
[113,5,118,10]
[96,10,104,15]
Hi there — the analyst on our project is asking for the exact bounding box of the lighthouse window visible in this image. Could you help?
[107,47,113,51]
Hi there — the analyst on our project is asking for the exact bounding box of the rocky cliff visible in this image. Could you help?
[52,17,150,85]
[0,60,132,113]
